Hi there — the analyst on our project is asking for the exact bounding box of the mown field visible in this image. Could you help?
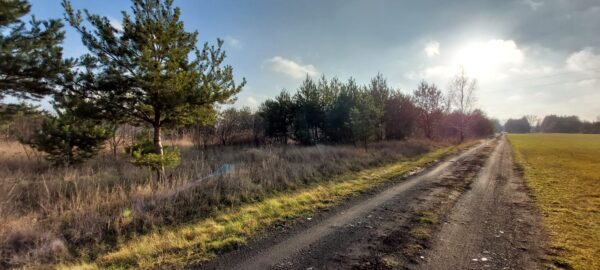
[509,134,600,270]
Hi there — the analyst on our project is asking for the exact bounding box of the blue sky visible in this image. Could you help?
[17,0,600,121]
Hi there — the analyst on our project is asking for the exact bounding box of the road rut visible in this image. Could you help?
[417,135,545,270]
[200,140,492,269]
[199,136,544,270]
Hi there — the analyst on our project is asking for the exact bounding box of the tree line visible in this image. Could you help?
[504,115,600,134]
[0,0,497,180]
[256,73,496,148]
[184,71,497,150]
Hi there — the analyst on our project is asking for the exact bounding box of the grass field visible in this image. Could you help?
[509,134,600,270]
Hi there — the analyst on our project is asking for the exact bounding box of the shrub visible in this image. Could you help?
[127,134,181,172]
[22,112,111,166]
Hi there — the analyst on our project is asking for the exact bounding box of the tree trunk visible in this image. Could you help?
[112,143,118,159]
[153,125,164,181]
[111,128,119,159]
[459,115,465,143]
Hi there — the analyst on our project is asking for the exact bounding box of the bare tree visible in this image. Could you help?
[216,107,254,146]
[448,67,477,142]
[216,108,238,146]
[107,124,135,158]
[524,115,540,132]
[191,123,216,149]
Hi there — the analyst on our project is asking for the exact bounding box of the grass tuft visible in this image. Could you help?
[417,211,438,224]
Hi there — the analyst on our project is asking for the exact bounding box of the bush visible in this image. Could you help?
[22,112,111,165]
[126,134,181,171]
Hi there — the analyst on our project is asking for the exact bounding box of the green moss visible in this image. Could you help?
[207,236,246,253]
[417,211,438,224]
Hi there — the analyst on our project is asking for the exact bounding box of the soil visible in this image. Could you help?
[196,135,546,270]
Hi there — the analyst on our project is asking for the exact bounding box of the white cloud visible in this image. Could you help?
[247,96,258,107]
[424,41,440,58]
[265,56,318,79]
[507,94,523,101]
[403,71,418,80]
[566,47,600,74]
[108,16,123,32]
[421,65,456,80]
[225,35,243,49]
[523,0,543,11]
[577,78,600,87]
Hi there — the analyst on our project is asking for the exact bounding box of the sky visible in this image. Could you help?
[13,0,600,121]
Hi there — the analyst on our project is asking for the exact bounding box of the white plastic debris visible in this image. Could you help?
[481,257,488,262]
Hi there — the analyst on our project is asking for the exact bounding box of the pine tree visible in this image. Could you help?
[325,78,359,143]
[368,73,390,140]
[259,90,294,144]
[62,0,245,179]
[293,76,323,145]
[22,97,112,166]
[350,91,379,150]
[0,0,69,99]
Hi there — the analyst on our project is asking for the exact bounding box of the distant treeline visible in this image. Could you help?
[504,115,600,134]
[185,73,497,149]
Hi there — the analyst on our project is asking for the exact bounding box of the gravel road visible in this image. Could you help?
[198,136,545,270]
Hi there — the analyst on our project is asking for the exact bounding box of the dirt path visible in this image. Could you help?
[417,135,546,270]
[198,136,545,270]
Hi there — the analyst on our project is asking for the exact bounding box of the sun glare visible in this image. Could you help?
[454,39,524,79]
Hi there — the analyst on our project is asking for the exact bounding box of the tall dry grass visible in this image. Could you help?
[0,138,437,268]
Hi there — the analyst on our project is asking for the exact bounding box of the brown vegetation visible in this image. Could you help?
[0,138,440,268]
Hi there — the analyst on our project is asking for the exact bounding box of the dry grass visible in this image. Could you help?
[0,138,448,268]
[509,134,600,270]
[62,142,470,269]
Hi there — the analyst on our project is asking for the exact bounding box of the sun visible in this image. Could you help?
[453,39,524,79]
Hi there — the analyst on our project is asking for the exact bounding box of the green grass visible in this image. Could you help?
[509,134,600,270]
[59,142,476,269]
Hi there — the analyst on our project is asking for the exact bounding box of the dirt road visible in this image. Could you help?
[416,135,545,270]
[199,136,545,270]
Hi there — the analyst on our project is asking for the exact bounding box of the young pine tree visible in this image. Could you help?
[62,0,245,179]
[325,78,360,143]
[293,76,324,145]
[368,73,390,140]
[350,91,380,150]
[259,90,295,144]
[22,97,112,166]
